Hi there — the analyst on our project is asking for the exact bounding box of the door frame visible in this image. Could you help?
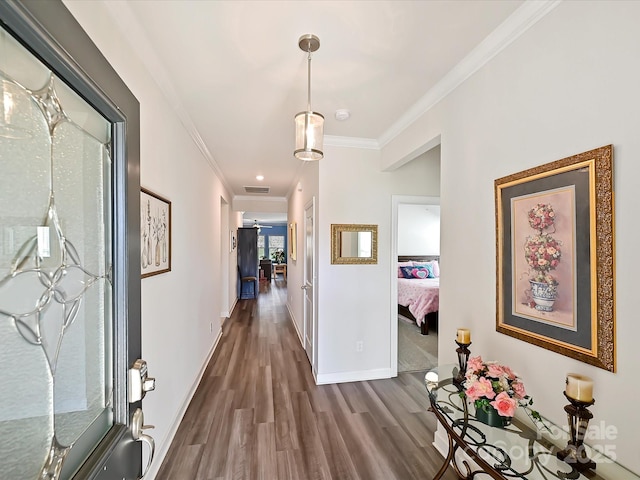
[303,198,317,377]
[0,0,142,477]
[390,195,440,377]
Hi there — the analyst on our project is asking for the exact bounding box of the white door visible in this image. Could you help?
[0,3,150,479]
[302,201,315,368]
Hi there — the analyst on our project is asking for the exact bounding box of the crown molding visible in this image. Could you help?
[378,0,561,148]
[324,135,380,150]
[101,0,233,195]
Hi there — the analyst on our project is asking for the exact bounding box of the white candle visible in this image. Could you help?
[565,373,594,402]
[425,371,439,383]
[456,328,471,344]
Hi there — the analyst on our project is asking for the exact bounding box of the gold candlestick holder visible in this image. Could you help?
[453,340,471,387]
[556,392,596,471]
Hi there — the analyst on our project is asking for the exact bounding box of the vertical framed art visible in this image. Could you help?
[141,187,171,278]
[230,229,236,253]
[289,222,297,261]
[495,145,615,371]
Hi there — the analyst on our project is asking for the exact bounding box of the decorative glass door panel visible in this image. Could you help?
[0,25,114,479]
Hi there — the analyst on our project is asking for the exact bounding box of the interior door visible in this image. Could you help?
[0,2,147,479]
[303,200,315,369]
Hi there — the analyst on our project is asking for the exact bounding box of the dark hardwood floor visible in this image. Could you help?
[156,278,456,479]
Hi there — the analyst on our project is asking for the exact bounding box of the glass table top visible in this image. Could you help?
[425,365,638,480]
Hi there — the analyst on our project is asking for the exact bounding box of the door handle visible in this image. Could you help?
[131,408,155,480]
[301,285,310,290]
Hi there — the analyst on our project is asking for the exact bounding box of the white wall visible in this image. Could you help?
[287,161,319,351]
[398,203,441,256]
[315,146,440,383]
[383,1,640,473]
[63,1,236,476]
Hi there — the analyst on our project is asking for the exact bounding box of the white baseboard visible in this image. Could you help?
[316,368,392,385]
[433,424,449,457]
[288,305,393,386]
[146,328,223,479]
[223,297,238,318]
[286,303,304,346]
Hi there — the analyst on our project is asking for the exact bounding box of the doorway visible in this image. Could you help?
[391,195,440,376]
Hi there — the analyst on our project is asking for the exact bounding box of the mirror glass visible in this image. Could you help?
[331,224,378,264]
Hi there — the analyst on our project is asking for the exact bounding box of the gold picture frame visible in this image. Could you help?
[495,145,615,371]
[289,222,297,261]
[331,224,378,265]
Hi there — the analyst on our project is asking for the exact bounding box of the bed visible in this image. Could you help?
[397,255,440,335]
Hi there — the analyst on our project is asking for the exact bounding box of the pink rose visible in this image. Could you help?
[502,365,517,380]
[467,356,484,374]
[486,364,505,379]
[491,392,517,417]
[465,377,496,402]
[512,381,526,399]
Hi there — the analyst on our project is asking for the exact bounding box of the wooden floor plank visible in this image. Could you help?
[155,280,457,480]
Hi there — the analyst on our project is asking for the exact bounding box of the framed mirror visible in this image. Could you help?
[331,224,378,264]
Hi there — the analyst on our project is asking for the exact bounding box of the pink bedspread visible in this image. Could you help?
[398,277,439,326]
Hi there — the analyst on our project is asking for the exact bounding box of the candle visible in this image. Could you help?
[565,373,594,402]
[425,371,439,383]
[456,328,471,344]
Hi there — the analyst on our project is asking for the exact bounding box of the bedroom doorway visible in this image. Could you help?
[391,195,441,375]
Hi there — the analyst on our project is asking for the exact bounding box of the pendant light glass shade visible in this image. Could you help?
[294,110,324,161]
[294,34,323,161]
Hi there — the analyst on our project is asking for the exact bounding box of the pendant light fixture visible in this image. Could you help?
[294,34,324,161]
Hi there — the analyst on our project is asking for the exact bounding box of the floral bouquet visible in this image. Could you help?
[463,356,532,418]
[524,233,562,279]
[528,203,556,232]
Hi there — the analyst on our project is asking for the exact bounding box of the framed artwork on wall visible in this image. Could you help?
[141,187,171,278]
[495,145,615,371]
[289,222,297,261]
[230,229,236,253]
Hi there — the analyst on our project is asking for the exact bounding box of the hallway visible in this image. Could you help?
[156,280,455,479]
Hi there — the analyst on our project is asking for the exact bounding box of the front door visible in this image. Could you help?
[0,2,147,479]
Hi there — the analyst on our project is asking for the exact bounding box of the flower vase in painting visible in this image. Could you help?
[524,203,562,311]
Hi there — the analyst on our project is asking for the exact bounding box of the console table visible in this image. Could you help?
[425,365,638,480]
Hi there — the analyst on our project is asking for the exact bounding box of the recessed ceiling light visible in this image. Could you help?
[256,175,264,181]
[335,109,350,121]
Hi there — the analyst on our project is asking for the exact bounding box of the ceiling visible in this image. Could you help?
[114,0,524,217]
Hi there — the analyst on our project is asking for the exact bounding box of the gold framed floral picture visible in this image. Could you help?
[495,145,615,371]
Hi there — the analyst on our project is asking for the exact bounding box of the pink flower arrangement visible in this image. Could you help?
[524,203,562,291]
[464,356,532,418]
[527,203,556,232]
[524,233,562,278]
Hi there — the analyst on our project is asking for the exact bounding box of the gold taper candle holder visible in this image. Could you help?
[453,340,471,387]
[556,392,596,471]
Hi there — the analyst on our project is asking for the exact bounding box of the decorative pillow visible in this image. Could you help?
[431,260,440,278]
[413,260,440,278]
[397,261,414,277]
[400,265,434,279]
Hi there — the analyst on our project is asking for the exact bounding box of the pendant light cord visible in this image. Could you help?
[307,49,312,112]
